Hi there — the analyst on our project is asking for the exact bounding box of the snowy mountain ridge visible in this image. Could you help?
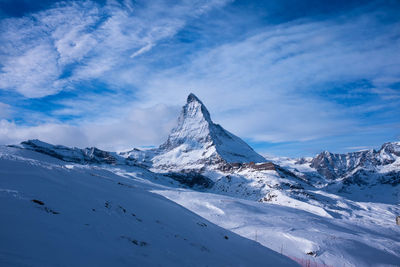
[18,139,121,165]
[269,141,400,195]
[308,142,400,180]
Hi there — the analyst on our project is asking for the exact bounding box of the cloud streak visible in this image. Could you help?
[130,8,400,149]
[0,0,229,97]
[0,103,179,151]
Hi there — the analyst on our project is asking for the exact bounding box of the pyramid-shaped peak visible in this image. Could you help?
[187,93,202,103]
[156,93,265,167]
[183,93,212,123]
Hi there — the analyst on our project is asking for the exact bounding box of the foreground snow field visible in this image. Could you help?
[1,145,399,266]
[0,146,297,267]
[155,189,400,267]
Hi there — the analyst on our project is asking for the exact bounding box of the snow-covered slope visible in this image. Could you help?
[0,145,297,267]
[155,188,400,267]
[151,93,265,171]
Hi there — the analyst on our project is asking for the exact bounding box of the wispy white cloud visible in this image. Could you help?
[0,0,229,97]
[0,43,61,97]
[344,146,371,151]
[0,0,229,149]
[0,119,88,147]
[129,11,400,144]
[0,103,179,151]
[130,43,154,58]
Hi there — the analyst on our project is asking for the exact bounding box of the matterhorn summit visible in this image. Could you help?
[152,93,265,170]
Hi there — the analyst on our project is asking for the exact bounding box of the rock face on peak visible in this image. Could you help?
[159,93,213,151]
[153,93,265,170]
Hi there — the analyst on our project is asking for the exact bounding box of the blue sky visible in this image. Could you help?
[0,0,399,157]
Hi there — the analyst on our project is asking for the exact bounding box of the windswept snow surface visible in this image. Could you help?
[154,189,400,267]
[0,146,297,267]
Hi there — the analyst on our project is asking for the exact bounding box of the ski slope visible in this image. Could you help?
[0,146,297,267]
[154,188,400,267]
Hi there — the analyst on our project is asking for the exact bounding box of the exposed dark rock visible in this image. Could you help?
[219,161,275,172]
[306,251,316,257]
[121,236,148,246]
[44,207,59,214]
[259,193,277,202]
[31,199,44,205]
[378,171,400,186]
[197,222,207,227]
[165,172,214,188]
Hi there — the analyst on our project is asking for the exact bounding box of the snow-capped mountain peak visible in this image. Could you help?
[186,92,211,119]
[153,93,265,171]
[160,93,213,150]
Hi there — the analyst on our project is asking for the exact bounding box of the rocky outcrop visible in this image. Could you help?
[303,142,400,190]
[164,172,214,188]
[19,139,119,165]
